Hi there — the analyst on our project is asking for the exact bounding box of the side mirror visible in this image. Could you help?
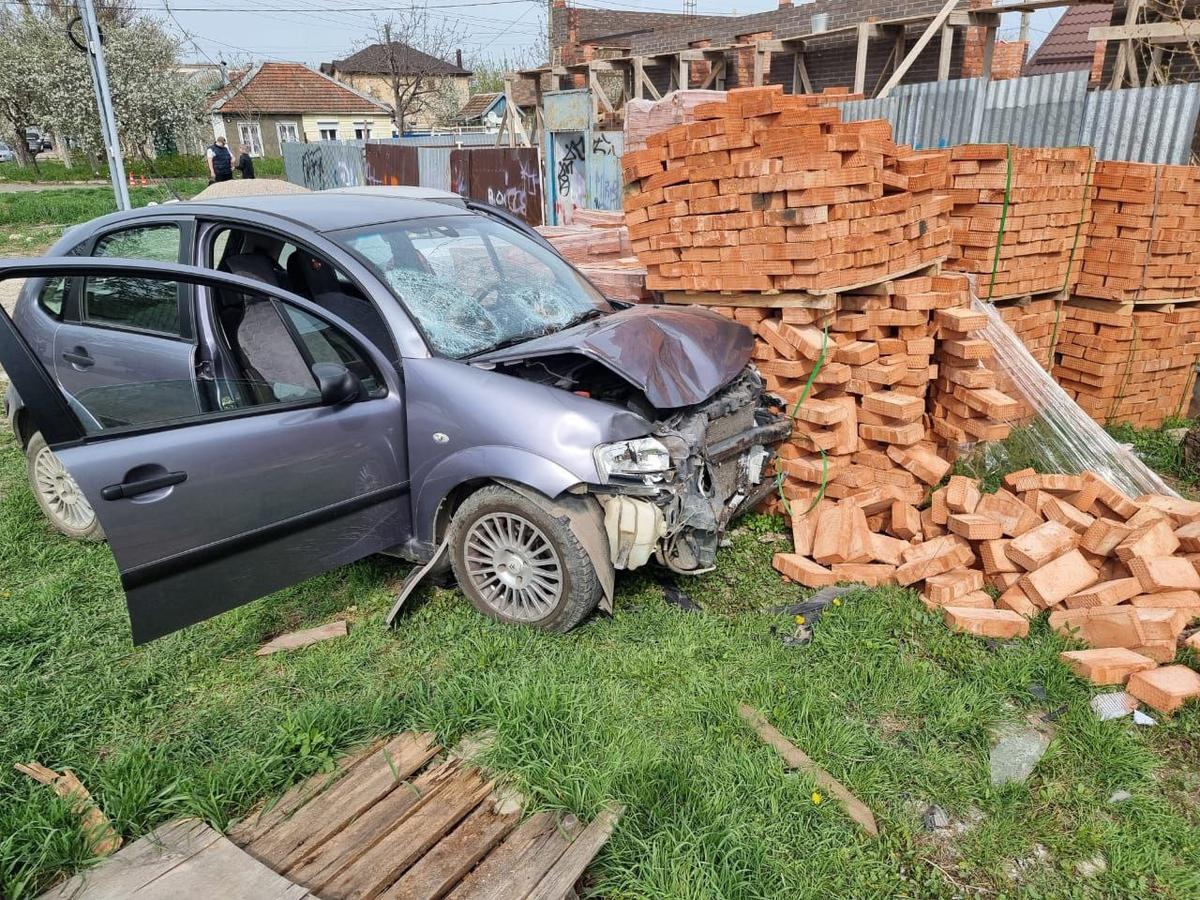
[312,362,360,406]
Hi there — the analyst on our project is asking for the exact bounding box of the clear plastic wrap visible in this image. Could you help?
[623,90,728,152]
[970,296,1178,498]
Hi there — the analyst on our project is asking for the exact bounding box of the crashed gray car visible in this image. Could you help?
[1,193,787,643]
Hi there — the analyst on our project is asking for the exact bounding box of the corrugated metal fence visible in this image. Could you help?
[284,137,546,225]
[839,75,1200,164]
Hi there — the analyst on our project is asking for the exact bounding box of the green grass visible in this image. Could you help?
[0,156,286,184]
[1,430,1199,898]
[0,182,209,227]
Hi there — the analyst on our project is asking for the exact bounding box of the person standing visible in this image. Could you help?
[236,143,255,179]
[206,136,233,183]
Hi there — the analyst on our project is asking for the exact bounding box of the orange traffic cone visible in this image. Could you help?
[127,172,135,187]
[140,174,149,187]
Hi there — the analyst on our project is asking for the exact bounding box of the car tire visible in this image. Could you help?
[449,484,601,633]
[26,432,105,542]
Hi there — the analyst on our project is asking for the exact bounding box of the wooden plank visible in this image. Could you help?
[229,739,386,846]
[752,47,766,87]
[256,620,348,656]
[1092,21,1200,44]
[793,50,813,94]
[938,24,954,81]
[854,22,870,95]
[878,0,959,98]
[319,771,494,900]
[17,762,121,857]
[245,733,439,871]
[1109,0,1143,89]
[444,811,582,900]
[284,760,459,888]
[980,25,997,80]
[662,291,837,310]
[377,802,521,900]
[39,820,314,900]
[738,705,879,838]
[524,803,624,900]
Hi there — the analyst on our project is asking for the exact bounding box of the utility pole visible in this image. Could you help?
[1019,12,1031,43]
[78,0,131,210]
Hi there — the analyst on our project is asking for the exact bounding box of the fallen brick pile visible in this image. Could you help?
[1051,304,1200,428]
[536,211,651,302]
[620,85,952,295]
[1077,160,1200,303]
[946,145,1092,301]
[713,269,1017,516]
[774,469,1200,715]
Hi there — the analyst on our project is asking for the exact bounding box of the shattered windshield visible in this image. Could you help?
[334,215,610,358]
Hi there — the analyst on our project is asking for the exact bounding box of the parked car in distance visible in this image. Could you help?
[0,143,16,163]
[1,193,786,644]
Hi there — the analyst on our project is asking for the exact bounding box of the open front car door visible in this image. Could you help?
[0,258,410,644]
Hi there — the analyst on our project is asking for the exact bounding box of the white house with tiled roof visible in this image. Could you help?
[207,61,393,157]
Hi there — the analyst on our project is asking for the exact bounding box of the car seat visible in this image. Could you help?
[286,250,397,361]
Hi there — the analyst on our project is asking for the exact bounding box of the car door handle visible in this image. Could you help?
[62,347,95,368]
[101,470,187,501]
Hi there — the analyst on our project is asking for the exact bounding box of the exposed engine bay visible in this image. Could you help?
[500,357,791,575]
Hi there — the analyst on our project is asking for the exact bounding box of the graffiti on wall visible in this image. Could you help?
[449,147,544,226]
[556,136,585,197]
[364,144,419,186]
[284,142,365,190]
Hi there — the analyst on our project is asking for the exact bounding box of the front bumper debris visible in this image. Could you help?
[594,367,788,574]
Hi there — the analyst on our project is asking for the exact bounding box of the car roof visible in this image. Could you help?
[91,192,473,235]
[324,186,467,207]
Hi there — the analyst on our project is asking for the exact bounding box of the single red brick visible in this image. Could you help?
[1127,665,1200,714]
[1059,648,1158,685]
[942,606,1030,639]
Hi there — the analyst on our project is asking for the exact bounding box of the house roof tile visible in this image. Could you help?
[1024,5,1114,75]
[327,42,471,76]
[209,61,391,115]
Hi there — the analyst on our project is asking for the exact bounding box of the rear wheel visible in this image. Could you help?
[448,485,601,632]
[26,432,105,542]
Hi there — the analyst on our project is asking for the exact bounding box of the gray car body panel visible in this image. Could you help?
[0,196,777,644]
[472,304,755,409]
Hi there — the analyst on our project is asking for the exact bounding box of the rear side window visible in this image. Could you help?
[37,277,68,318]
[85,225,183,336]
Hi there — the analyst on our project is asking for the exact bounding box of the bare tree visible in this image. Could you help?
[1125,0,1200,87]
[366,9,467,133]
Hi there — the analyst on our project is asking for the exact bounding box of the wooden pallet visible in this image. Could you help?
[229,732,621,900]
[661,260,943,309]
[1066,294,1200,317]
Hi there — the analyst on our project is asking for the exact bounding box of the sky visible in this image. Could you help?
[137,0,1067,71]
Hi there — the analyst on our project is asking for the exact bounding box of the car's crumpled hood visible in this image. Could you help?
[471,304,755,409]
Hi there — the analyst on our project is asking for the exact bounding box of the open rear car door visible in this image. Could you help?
[0,258,411,643]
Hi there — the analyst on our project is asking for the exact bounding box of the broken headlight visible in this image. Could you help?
[593,437,672,482]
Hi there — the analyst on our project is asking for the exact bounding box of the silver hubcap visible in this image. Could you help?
[33,445,95,532]
[464,512,563,621]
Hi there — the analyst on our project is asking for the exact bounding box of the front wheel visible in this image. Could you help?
[448,485,601,632]
[26,432,105,542]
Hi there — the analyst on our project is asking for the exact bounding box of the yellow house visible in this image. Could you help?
[208,61,393,157]
[321,43,472,133]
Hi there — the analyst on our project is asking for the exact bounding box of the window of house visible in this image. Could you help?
[237,122,264,157]
[353,121,372,140]
[85,225,183,336]
[318,121,339,141]
[277,121,300,145]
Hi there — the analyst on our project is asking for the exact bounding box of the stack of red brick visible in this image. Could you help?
[620,85,952,295]
[774,468,1200,715]
[1051,304,1200,428]
[946,145,1092,300]
[1077,160,1200,303]
[536,211,651,302]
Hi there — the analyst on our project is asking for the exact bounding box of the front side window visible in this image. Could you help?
[277,122,300,144]
[86,224,183,336]
[211,291,385,413]
[334,216,609,358]
[318,122,338,141]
